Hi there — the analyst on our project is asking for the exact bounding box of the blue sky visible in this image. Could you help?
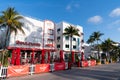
[0,0,120,42]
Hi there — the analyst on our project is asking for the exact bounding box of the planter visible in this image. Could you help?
[106,61,109,64]
[96,62,101,65]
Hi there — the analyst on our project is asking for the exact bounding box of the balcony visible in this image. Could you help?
[45,44,54,47]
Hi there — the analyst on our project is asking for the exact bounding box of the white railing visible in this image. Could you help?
[29,64,35,75]
[0,66,8,79]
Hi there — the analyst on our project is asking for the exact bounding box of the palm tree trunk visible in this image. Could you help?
[4,26,10,49]
[70,36,73,62]
[97,40,100,59]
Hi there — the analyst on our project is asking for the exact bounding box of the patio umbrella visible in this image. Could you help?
[47,51,50,63]
[15,48,21,65]
[31,50,35,64]
[60,50,64,62]
[72,51,74,63]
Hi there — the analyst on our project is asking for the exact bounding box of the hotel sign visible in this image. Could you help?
[16,40,40,47]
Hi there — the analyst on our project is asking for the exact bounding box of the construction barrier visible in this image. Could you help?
[81,61,88,67]
[90,60,96,66]
[0,62,68,78]
[34,64,50,74]
[7,65,29,77]
[54,62,65,71]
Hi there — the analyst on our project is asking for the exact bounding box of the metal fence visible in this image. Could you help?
[0,66,8,79]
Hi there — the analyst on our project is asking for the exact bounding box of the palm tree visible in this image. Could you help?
[0,7,25,66]
[101,38,114,61]
[63,25,80,62]
[0,7,25,49]
[0,49,9,66]
[87,35,94,45]
[92,31,104,59]
[87,35,95,51]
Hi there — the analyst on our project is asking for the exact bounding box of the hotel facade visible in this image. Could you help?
[56,22,84,62]
[0,16,84,65]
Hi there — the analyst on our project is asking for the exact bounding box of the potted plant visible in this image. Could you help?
[96,59,101,65]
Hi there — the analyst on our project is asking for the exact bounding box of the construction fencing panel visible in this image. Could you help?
[34,64,50,74]
[0,62,69,78]
[54,62,65,71]
[7,65,29,77]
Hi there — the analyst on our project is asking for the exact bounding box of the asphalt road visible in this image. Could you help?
[7,62,120,80]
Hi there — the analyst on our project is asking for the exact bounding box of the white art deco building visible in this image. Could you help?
[7,16,56,64]
[0,16,84,65]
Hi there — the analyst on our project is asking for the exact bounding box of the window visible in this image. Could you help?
[57,28,61,34]
[48,29,54,35]
[81,33,84,35]
[57,36,60,40]
[37,27,42,32]
[57,44,60,48]
[57,28,60,32]
[65,44,69,48]
[73,45,76,49]
[81,39,84,43]
[73,37,76,41]
[65,36,69,40]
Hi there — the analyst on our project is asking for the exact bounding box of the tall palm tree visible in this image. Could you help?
[0,7,25,49]
[101,38,114,61]
[92,31,104,59]
[63,25,80,62]
[0,7,25,66]
[87,35,95,50]
[87,35,94,45]
[92,31,103,44]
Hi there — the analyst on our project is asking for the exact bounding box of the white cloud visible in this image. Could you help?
[66,2,80,11]
[108,20,120,28]
[66,5,71,10]
[109,8,120,17]
[111,20,120,25]
[117,28,120,32]
[88,15,103,24]
[74,3,80,8]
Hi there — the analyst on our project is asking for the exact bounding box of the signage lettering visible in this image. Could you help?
[16,40,40,46]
